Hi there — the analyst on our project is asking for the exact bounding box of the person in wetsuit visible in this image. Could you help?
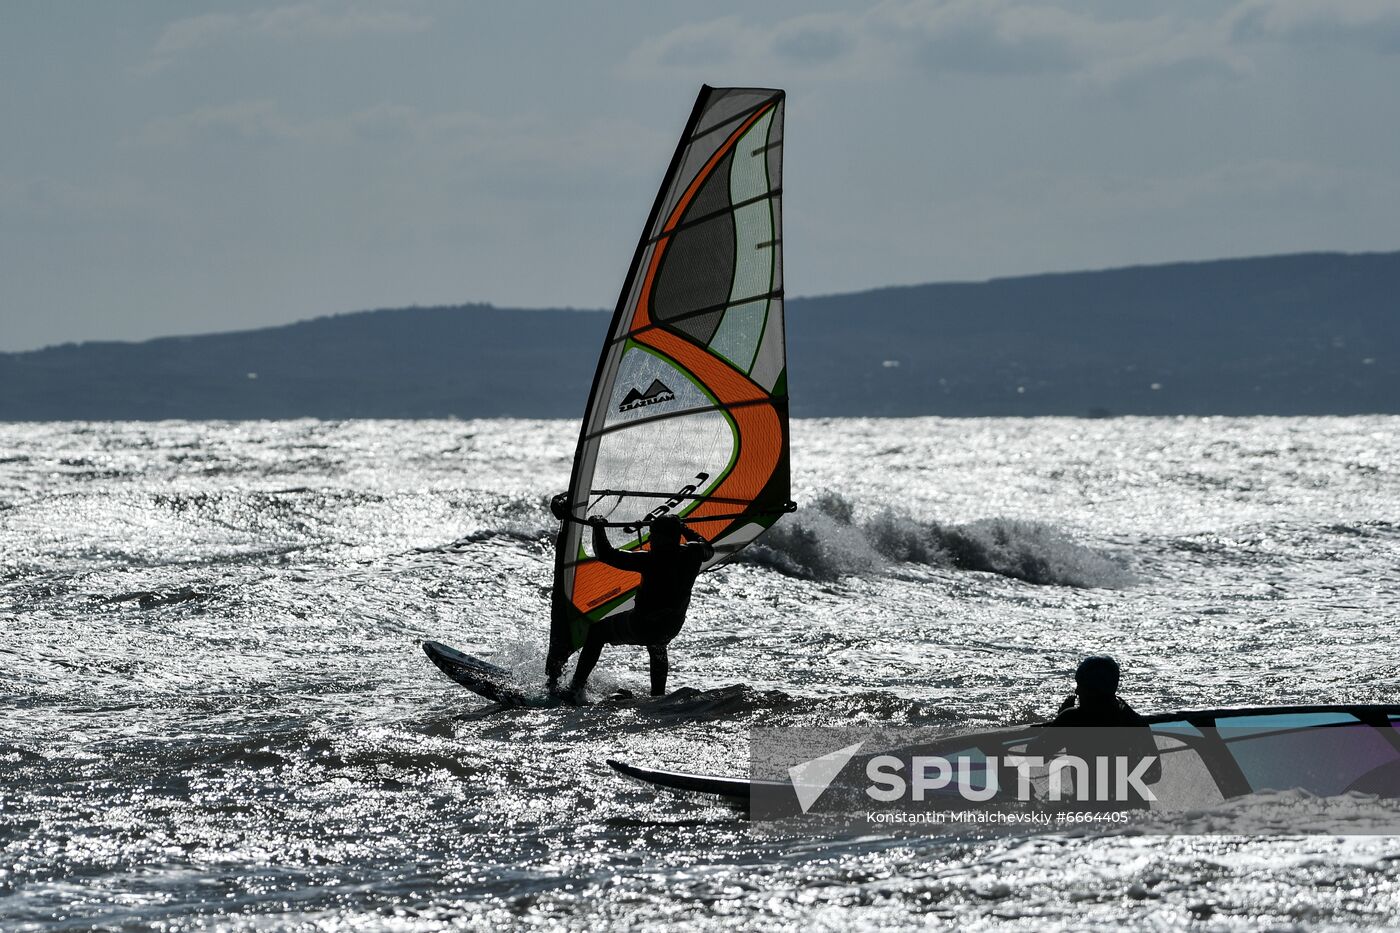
[1028,655,1161,807]
[1050,655,1147,727]
[563,513,713,700]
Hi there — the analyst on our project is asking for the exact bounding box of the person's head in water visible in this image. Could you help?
[649,515,682,551]
[1075,655,1120,700]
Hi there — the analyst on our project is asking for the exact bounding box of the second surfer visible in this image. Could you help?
[556,514,713,701]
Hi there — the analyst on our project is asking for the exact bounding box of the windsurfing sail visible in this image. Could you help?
[611,704,1400,810]
[549,85,792,662]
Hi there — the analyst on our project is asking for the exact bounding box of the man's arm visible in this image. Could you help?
[1025,699,1077,758]
[678,522,715,561]
[590,518,648,571]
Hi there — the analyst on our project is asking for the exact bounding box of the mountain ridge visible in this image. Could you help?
[3,250,1397,419]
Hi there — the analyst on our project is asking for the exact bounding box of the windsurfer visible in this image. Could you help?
[1027,655,1162,807]
[555,514,713,701]
[1049,655,1147,727]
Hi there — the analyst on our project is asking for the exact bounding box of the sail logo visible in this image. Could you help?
[619,379,675,412]
[623,472,709,534]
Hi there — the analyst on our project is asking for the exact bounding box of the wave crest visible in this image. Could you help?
[744,492,1134,588]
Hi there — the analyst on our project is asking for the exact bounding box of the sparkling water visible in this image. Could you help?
[2,417,1398,929]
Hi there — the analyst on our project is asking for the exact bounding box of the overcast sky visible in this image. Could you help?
[2,1,1399,351]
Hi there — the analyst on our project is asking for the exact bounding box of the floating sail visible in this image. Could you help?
[550,86,792,661]
[612,705,1400,809]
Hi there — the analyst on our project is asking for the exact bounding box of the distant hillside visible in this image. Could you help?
[2,251,1397,419]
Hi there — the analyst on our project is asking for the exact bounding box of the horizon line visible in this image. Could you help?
[6,246,1397,355]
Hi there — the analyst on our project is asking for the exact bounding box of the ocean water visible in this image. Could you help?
[2,416,1398,930]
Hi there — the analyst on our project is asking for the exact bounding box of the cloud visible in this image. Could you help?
[151,13,244,58]
[624,12,880,80]
[626,1,1252,88]
[875,1,1102,75]
[1230,0,1400,54]
[146,2,429,69]
[251,4,431,41]
[639,16,745,70]
[886,1,1252,86]
[128,101,671,184]
[133,100,297,146]
[771,18,857,65]
[0,173,170,230]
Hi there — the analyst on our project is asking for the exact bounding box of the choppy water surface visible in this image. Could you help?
[2,417,1398,930]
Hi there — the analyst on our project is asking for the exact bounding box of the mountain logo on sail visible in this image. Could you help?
[619,379,675,412]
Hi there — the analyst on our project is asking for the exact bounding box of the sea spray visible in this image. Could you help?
[936,517,1136,589]
[744,491,1134,588]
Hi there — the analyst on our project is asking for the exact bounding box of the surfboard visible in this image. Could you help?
[607,759,758,802]
[421,640,548,708]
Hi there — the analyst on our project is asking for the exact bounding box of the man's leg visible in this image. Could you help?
[647,644,669,696]
[569,624,607,693]
[545,645,567,690]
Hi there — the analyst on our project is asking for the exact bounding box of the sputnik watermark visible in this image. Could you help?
[866,754,1158,804]
[749,724,1400,834]
[865,810,1132,826]
[789,741,864,813]
[786,747,1158,814]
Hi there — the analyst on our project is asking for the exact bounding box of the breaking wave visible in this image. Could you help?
[742,492,1135,588]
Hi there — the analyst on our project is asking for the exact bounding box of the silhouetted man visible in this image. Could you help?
[563,514,713,701]
[1029,655,1161,807]
[1050,655,1148,728]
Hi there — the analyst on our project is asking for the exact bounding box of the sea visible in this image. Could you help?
[2,416,1398,930]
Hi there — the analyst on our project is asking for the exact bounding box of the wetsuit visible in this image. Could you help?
[569,522,714,696]
[1049,693,1149,728]
[1029,694,1162,807]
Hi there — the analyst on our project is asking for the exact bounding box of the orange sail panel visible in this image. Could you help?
[550,86,791,657]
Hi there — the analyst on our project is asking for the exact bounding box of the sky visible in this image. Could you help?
[2,1,1399,351]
